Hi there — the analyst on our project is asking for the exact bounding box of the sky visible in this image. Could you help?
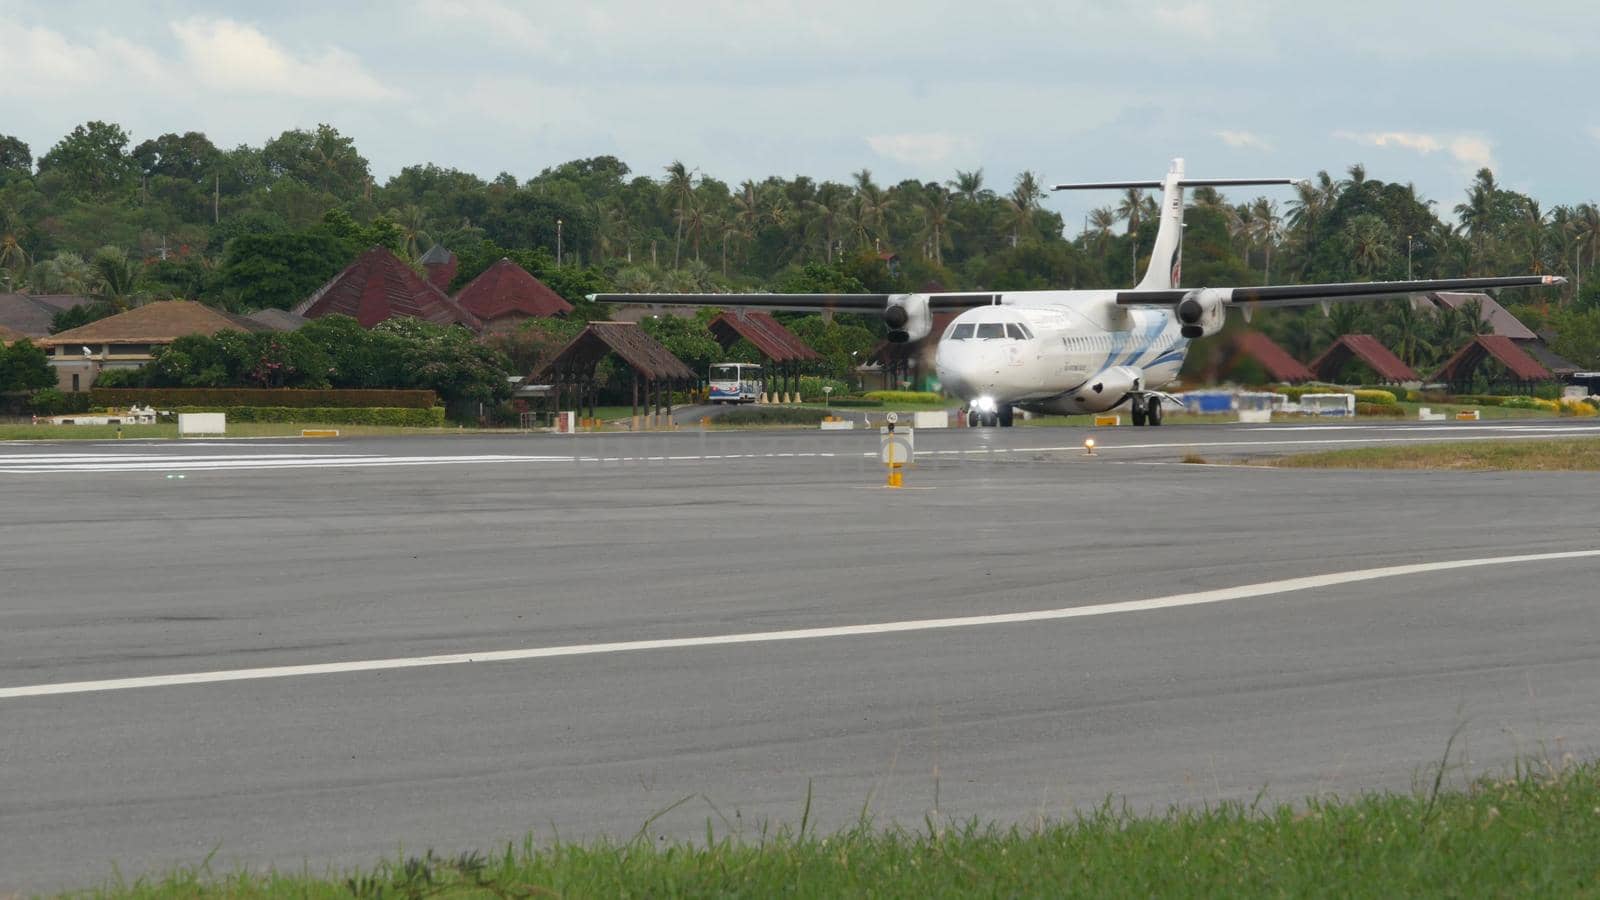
[2,0,1597,231]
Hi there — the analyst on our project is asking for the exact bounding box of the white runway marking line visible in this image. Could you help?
[3,549,1595,701]
[4,423,1598,473]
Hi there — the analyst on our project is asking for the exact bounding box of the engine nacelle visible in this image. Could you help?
[883,294,931,343]
[1079,365,1144,403]
[1175,288,1228,339]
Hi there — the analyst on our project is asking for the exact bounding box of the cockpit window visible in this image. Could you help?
[1006,323,1031,340]
[948,323,975,340]
[975,323,1006,340]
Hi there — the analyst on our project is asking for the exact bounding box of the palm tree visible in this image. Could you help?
[663,160,696,267]
[805,186,850,263]
[1453,168,1500,273]
[1518,199,1547,275]
[1250,197,1282,283]
[91,246,143,310]
[1379,299,1434,367]
[1087,206,1117,264]
[948,169,988,204]
[1573,202,1600,298]
[1285,171,1338,269]
[1117,188,1157,283]
[0,232,26,277]
[1005,171,1043,247]
[388,204,431,259]
[1344,214,1393,279]
[917,188,955,267]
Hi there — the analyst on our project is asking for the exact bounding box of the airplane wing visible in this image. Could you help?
[1115,275,1564,308]
[584,292,1003,312]
[585,292,893,312]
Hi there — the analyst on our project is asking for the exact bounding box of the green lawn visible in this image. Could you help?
[0,423,491,441]
[79,758,1600,898]
[1273,437,1600,471]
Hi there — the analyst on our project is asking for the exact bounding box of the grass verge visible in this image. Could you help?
[1271,437,1600,471]
[0,423,484,441]
[83,759,1600,898]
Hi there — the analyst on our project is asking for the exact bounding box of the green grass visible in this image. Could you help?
[80,758,1600,898]
[0,423,485,441]
[1273,437,1600,471]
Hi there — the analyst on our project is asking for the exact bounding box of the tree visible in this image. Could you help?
[261,124,371,198]
[0,339,55,392]
[132,131,221,183]
[37,121,137,199]
[948,169,987,204]
[0,134,30,179]
[1005,171,1043,247]
[918,188,956,267]
[90,246,144,310]
[664,161,696,267]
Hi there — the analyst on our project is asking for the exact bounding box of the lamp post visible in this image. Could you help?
[1407,234,1414,280]
[556,218,563,266]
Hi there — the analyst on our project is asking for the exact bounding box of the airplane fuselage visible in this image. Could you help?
[933,292,1189,415]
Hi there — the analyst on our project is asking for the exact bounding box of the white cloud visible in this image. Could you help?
[1216,129,1271,150]
[1333,130,1494,173]
[865,133,978,166]
[170,18,396,101]
[1152,2,1219,39]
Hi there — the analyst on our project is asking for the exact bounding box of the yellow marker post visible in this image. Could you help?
[880,412,912,488]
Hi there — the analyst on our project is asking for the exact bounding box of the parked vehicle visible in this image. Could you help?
[709,363,763,403]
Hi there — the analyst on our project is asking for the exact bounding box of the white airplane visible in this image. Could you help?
[592,158,1563,427]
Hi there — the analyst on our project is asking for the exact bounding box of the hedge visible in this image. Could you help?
[828,398,883,408]
[863,390,944,404]
[170,406,446,426]
[1352,389,1397,406]
[1355,402,1406,417]
[93,388,439,409]
[716,407,832,426]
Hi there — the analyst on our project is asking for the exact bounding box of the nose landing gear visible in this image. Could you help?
[966,405,1016,428]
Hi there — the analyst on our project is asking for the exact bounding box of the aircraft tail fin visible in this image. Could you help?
[1054,161,1301,291]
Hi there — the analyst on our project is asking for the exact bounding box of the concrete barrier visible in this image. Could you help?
[1237,409,1272,424]
[1418,407,1447,421]
[177,412,226,436]
[912,410,949,429]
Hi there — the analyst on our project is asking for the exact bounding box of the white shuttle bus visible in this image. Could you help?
[709,362,763,403]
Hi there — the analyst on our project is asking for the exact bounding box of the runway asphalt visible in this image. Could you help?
[2,419,1598,892]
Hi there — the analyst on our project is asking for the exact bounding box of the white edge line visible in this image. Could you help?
[3,549,1595,701]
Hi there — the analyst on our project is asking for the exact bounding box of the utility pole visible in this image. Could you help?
[556,218,563,266]
[1407,234,1414,280]
[214,173,220,224]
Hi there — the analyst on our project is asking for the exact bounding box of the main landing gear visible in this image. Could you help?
[967,405,1016,428]
[1129,395,1163,427]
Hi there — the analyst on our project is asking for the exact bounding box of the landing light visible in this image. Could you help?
[974,396,997,412]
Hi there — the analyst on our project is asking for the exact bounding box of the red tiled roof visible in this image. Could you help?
[533,322,695,382]
[707,311,820,364]
[1431,335,1552,383]
[453,258,573,321]
[1308,334,1419,383]
[292,246,482,330]
[1230,331,1314,383]
[40,301,266,346]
